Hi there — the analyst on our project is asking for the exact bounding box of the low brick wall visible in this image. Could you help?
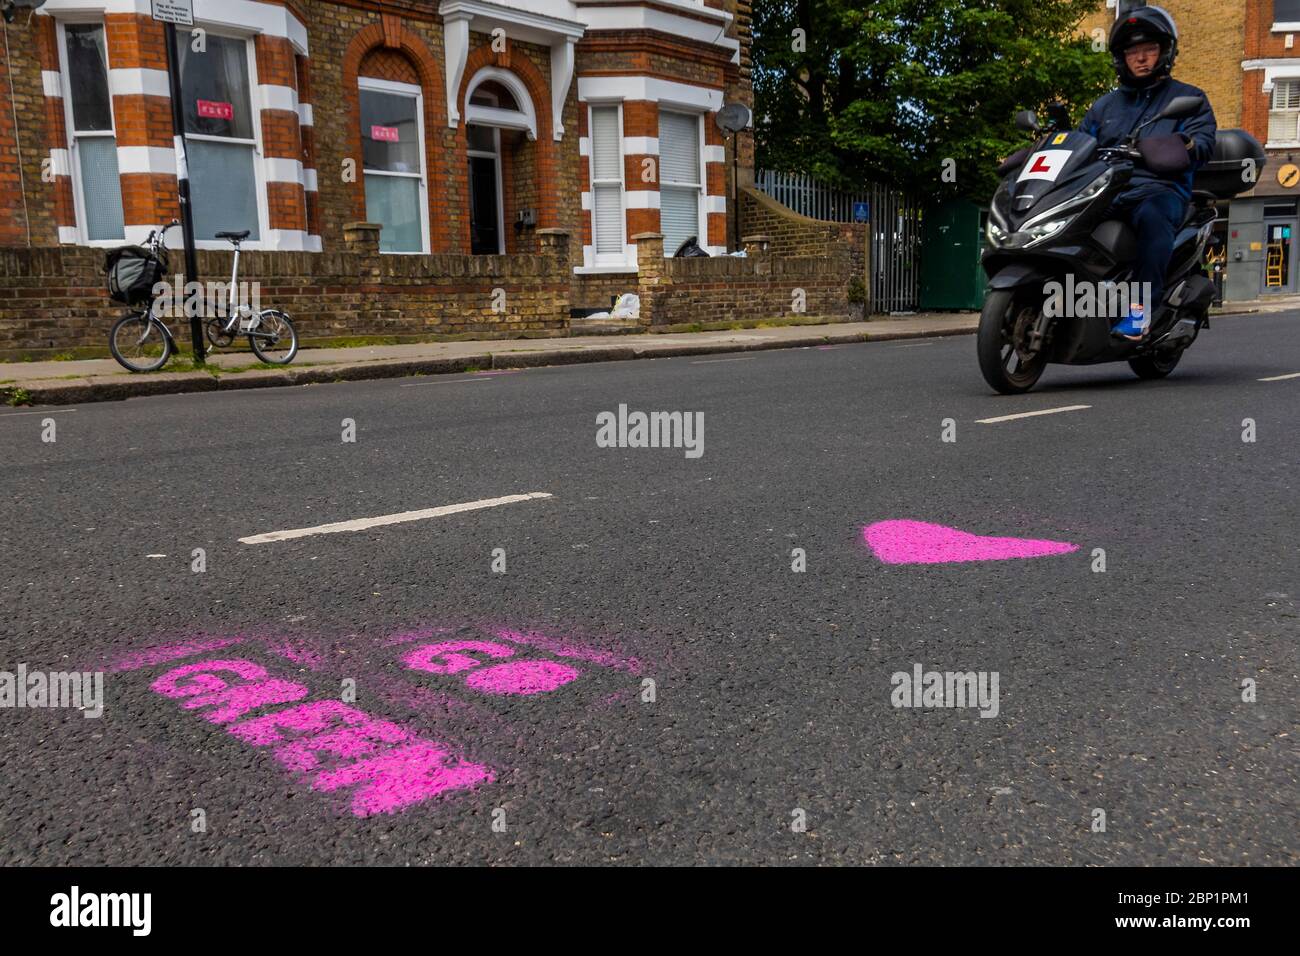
[653,251,855,326]
[629,228,862,327]
[0,244,570,359]
[0,199,870,356]
[740,186,866,266]
[572,271,638,313]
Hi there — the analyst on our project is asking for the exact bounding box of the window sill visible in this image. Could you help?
[574,264,637,274]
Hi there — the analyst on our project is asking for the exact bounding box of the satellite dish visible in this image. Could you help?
[715,103,751,134]
[2,0,46,23]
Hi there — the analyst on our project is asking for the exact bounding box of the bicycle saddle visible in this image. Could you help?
[216,230,251,242]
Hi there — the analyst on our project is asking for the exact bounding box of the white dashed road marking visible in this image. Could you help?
[0,408,77,419]
[1258,372,1300,382]
[239,492,553,544]
[976,404,1091,424]
[399,378,493,388]
[690,356,757,365]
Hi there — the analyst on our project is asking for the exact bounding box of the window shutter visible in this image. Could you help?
[660,187,699,258]
[1269,110,1299,143]
[590,106,622,181]
[589,106,624,258]
[1273,79,1300,111]
[659,112,700,186]
[659,111,701,257]
[593,185,623,255]
[1270,80,1300,142]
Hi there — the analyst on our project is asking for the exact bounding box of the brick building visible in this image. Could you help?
[0,1,870,356]
[1083,1,1300,299]
[1,0,746,261]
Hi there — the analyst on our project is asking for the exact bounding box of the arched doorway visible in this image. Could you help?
[463,69,538,255]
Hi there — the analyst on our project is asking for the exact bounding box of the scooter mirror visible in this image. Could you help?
[1014,110,1040,133]
[1158,96,1204,122]
[1044,102,1072,129]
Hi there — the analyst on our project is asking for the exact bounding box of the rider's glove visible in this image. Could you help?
[1137,134,1192,175]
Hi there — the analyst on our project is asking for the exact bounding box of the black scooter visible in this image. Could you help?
[978,98,1263,394]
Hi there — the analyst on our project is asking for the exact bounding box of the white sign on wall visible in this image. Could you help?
[151,0,194,26]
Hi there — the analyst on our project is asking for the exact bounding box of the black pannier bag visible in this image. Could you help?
[1193,129,1266,198]
[104,245,168,305]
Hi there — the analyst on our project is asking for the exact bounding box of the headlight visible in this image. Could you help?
[1075,168,1113,204]
[1021,169,1113,232]
[1021,215,1075,245]
[987,219,1008,246]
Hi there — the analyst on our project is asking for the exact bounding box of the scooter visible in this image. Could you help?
[978,98,1264,394]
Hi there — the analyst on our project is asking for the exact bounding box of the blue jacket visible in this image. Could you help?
[1079,77,1217,199]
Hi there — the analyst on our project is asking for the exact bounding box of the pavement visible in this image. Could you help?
[0,309,1295,865]
[0,314,974,406]
[3,294,1292,408]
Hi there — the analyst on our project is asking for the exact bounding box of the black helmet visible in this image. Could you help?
[1109,5,1178,87]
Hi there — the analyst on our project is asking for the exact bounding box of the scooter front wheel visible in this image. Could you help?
[977,289,1047,394]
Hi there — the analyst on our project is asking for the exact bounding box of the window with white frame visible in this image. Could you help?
[178,34,262,242]
[1270,78,1300,144]
[61,23,124,242]
[360,79,428,254]
[588,104,625,265]
[658,110,702,258]
[1276,0,1300,25]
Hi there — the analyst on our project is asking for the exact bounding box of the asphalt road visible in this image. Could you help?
[1,312,1296,865]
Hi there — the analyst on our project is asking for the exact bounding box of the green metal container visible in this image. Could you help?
[919,199,987,311]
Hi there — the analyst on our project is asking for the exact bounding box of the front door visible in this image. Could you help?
[467,124,502,255]
[1262,219,1297,294]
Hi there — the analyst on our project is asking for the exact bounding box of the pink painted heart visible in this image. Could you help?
[863,520,1078,565]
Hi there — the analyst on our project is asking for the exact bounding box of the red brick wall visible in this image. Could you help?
[107,14,178,234]
[2,14,66,246]
[0,26,30,245]
[576,29,734,254]
[332,10,457,251]
[1243,0,1300,152]
[297,53,321,239]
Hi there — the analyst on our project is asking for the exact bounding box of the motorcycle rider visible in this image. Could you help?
[1078,5,1216,340]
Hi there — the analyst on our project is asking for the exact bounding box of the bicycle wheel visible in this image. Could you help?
[109,311,172,372]
[248,310,298,365]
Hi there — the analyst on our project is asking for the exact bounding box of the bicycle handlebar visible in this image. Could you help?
[147,220,181,252]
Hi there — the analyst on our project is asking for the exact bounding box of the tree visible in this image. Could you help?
[753,0,1114,198]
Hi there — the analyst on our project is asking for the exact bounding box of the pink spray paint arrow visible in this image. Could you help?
[863,519,1079,565]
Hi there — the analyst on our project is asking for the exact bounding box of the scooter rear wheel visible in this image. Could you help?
[977,289,1047,394]
[1128,350,1182,379]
